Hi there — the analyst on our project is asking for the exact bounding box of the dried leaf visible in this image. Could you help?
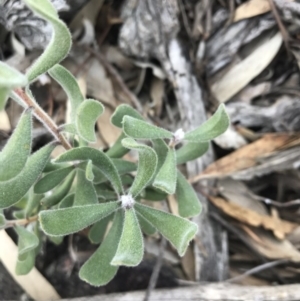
[234,0,271,22]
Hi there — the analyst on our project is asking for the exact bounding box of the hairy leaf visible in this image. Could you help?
[122,138,157,197]
[184,104,230,142]
[111,104,143,128]
[16,249,36,275]
[41,170,75,207]
[140,188,167,201]
[39,201,120,236]
[59,193,75,209]
[0,109,32,181]
[88,214,112,244]
[152,139,168,175]
[0,211,5,228]
[56,147,123,195]
[135,203,198,256]
[74,169,98,206]
[85,160,94,182]
[25,190,43,218]
[34,165,74,194]
[76,99,104,142]
[94,185,117,200]
[111,208,143,266]
[0,62,27,109]
[176,142,209,165]
[106,133,129,158]
[153,147,177,195]
[24,0,72,82]
[79,210,123,286]
[123,116,173,140]
[0,143,55,209]
[48,65,84,123]
[176,171,201,218]
[138,213,156,235]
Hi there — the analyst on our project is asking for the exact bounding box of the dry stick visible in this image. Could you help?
[226,259,288,283]
[4,215,38,229]
[83,46,143,113]
[268,0,290,53]
[143,237,167,301]
[14,88,72,150]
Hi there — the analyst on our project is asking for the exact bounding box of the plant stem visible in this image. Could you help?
[4,215,38,229]
[14,88,72,150]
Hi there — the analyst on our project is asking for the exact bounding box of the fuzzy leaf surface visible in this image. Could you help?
[88,214,112,244]
[0,109,32,181]
[123,116,172,140]
[24,0,71,82]
[15,226,39,257]
[106,133,129,158]
[135,203,198,256]
[110,104,143,128]
[111,208,143,266]
[0,211,5,227]
[153,147,177,194]
[41,170,75,207]
[25,190,43,218]
[75,99,104,142]
[39,202,119,236]
[0,143,55,209]
[176,171,201,218]
[184,104,230,142]
[137,213,156,235]
[122,138,157,197]
[74,169,98,206]
[79,210,123,286]
[56,147,123,195]
[176,142,209,165]
[48,65,84,123]
[85,160,94,182]
[59,193,75,209]
[34,165,73,194]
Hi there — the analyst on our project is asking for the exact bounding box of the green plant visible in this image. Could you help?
[0,0,230,287]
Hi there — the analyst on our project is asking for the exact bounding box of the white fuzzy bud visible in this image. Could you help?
[121,194,135,209]
[173,128,185,142]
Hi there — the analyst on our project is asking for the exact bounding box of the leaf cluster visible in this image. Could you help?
[0,0,230,287]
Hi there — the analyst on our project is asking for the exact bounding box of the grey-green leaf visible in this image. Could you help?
[79,210,123,286]
[41,170,75,207]
[111,208,143,267]
[25,190,43,218]
[48,65,84,123]
[16,249,36,275]
[39,201,120,236]
[55,147,123,195]
[88,214,112,244]
[76,99,104,142]
[34,165,74,194]
[0,143,55,209]
[74,169,98,206]
[59,193,75,209]
[123,116,173,140]
[153,147,177,195]
[184,104,230,142]
[0,109,32,181]
[106,133,129,158]
[111,104,143,128]
[0,211,5,228]
[138,213,156,235]
[135,203,198,256]
[122,138,157,197]
[85,160,94,182]
[176,171,201,218]
[15,226,39,256]
[24,0,72,82]
[176,142,209,165]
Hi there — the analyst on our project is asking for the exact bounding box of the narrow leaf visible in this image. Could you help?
[15,226,39,256]
[122,138,157,197]
[39,201,120,236]
[55,147,123,195]
[0,211,6,228]
[111,208,143,266]
[25,190,43,218]
[176,142,209,165]
[140,188,167,201]
[94,185,117,200]
[123,116,172,140]
[0,88,9,110]
[79,210,123,286]
[76,99,104,142]
[48,65,84,123]
[112,159,137,174]
[176,171,201,218]
[184,104,230,142]
[24,0,72,82]
[153,147,177,195]
[88,214,112,244]
[0,109,32,181]
[34,165,74,194]
[111,104,143,128]
[152,139,168,174]
[138,213,156,235]
[0,143,55,209]
[106,133,129,158]
[16,249,36,275]
[85,160,94,182]
[135,203,198,256]
[74,169,98,206]
[41,170,75,207]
